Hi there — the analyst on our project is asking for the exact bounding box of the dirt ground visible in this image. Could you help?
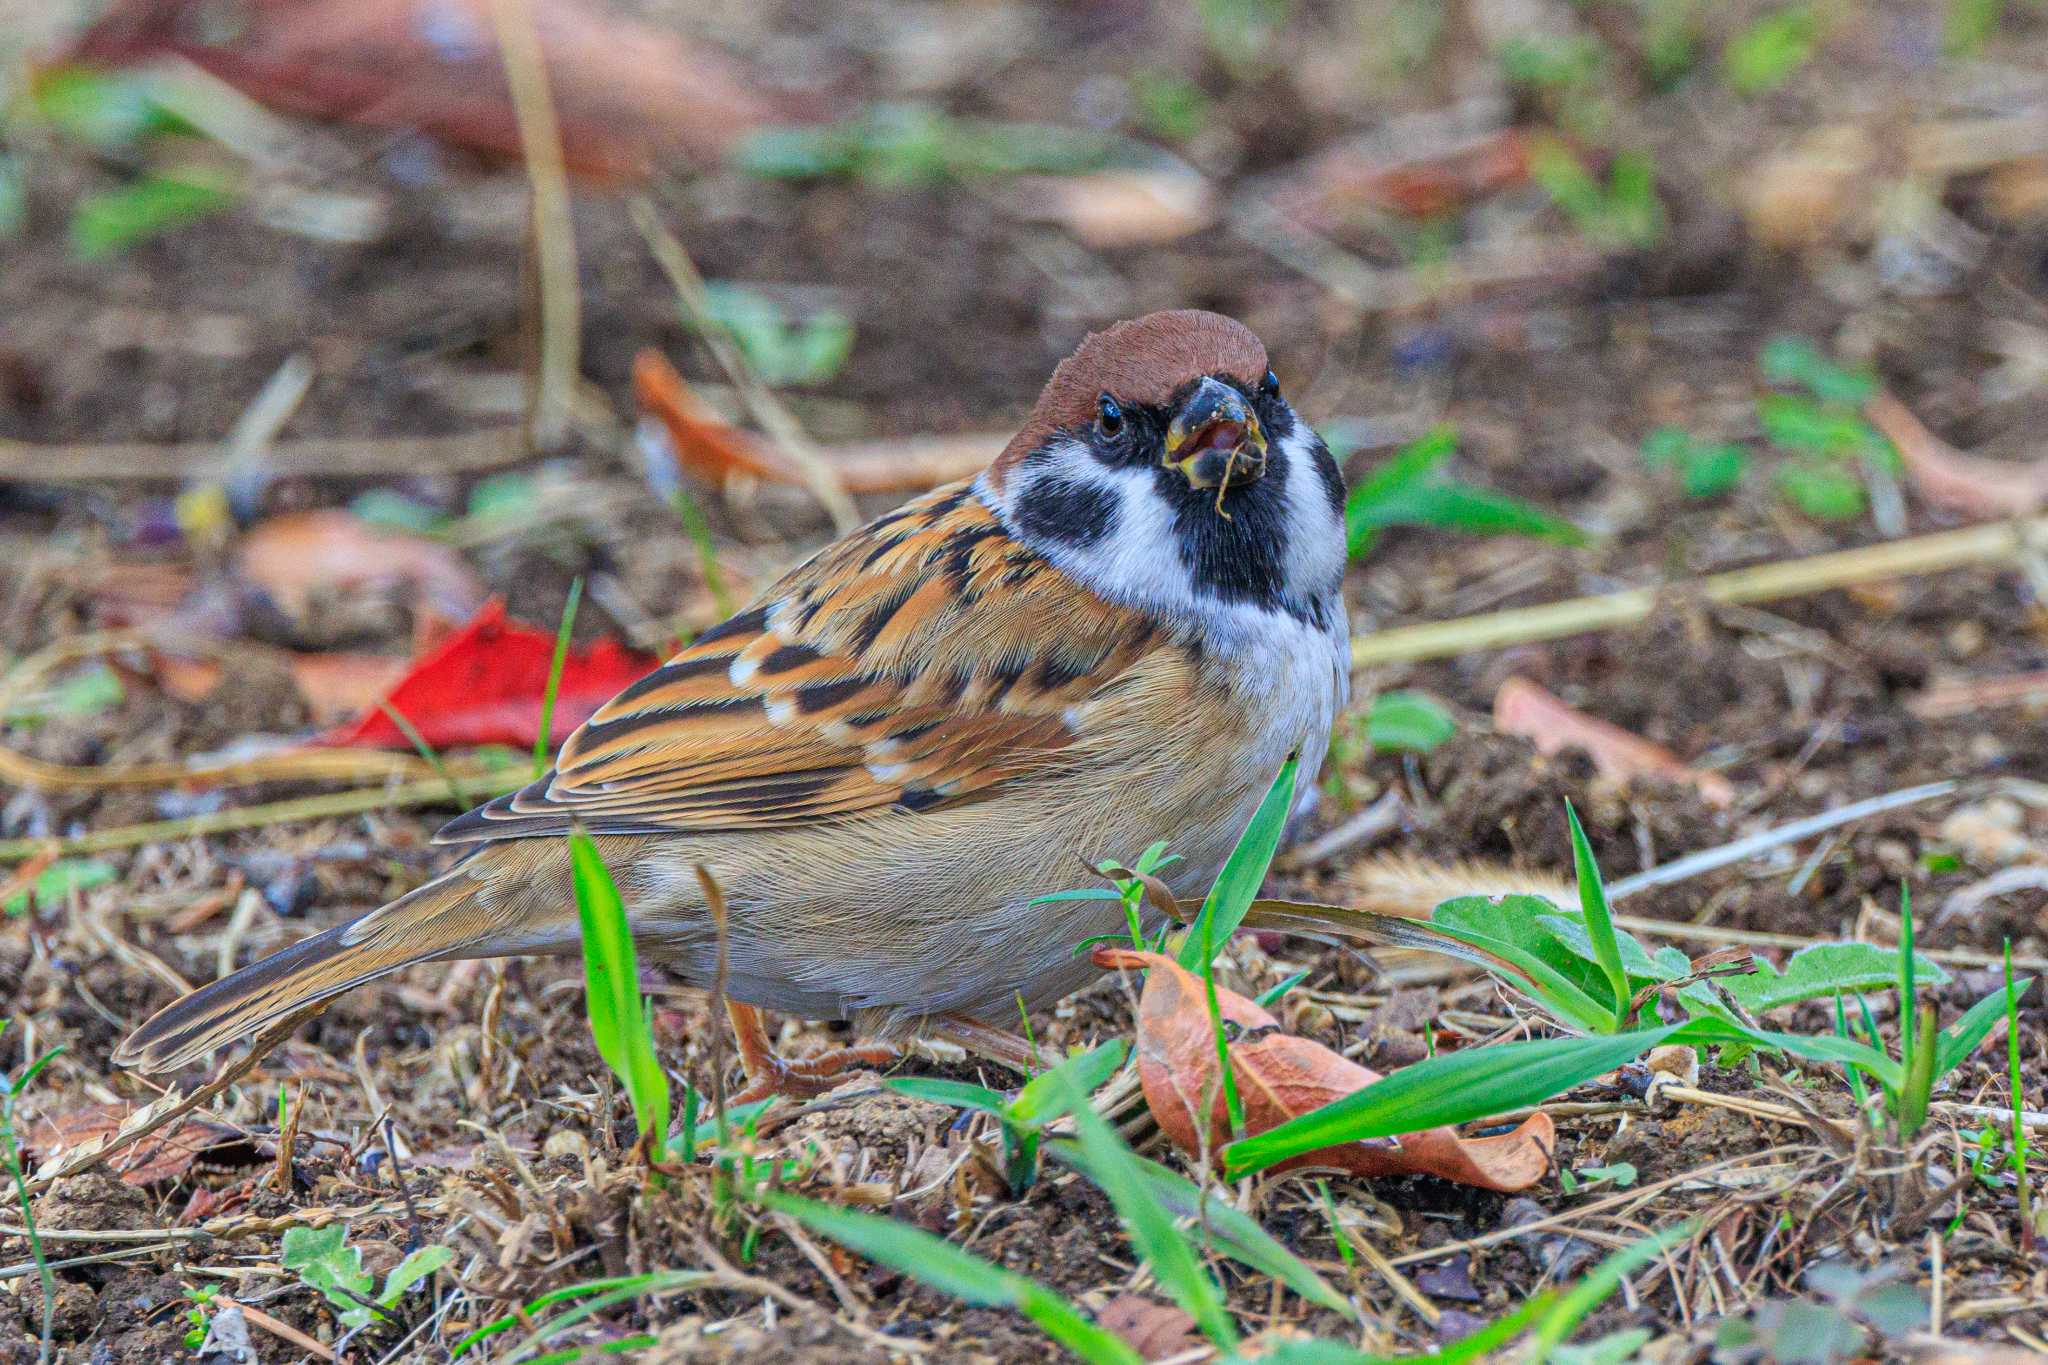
[2,0,2047,1360]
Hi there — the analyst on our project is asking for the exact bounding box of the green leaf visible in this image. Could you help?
[534,579,582,781]
[1345,426,1583,557]
[1535,915,1677,983]
[1938,978,2033,1078]
[1566,803,1631,1029]
[33,67,184,148]
[1760,335,1876,404]
[70,175,236,260]
[883,1078,1009,1114]
[1057,1074,1238,1346]
[1225,1026,1688,1177]
[1723,7,1817,94]
[4,858,118,916]
[1056,1146,1349,1315]
[1011,1040,1128,1124]
[282,1225,379,1326]
[1527,1221,1695,1356]
[1776,460,1865,520]
[567,831,670,1154]
[760,1192,1141,1364]
[1365,691,1457,754]
[1681,443,1748,498]
[380,1245,453,1306]
[1714,942,1949,1014]
[1177,756,1298,971]
[1428,903,1619,1033]
[1757,393,1871,455]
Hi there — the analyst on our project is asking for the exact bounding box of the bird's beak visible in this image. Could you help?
[1164,377,1267,492]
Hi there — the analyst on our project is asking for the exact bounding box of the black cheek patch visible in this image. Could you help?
[1013,474,1119,546]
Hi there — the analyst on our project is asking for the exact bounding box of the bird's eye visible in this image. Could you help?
[1259,370,1281,399]
[1096,392,1123,435]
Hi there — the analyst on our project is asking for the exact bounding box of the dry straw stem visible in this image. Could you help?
[1351,515,2048,666]
[630,194,860,531]
[0,429,529,482]
[488,0,581,451]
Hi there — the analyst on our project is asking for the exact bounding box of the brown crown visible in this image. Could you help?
[990,311,1270,484]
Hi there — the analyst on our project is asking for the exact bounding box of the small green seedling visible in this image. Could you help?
[1559,1161,1638,1194]
[3,858,117,916]
[450,1270,710,1361]
[1365,691,1457,754]
[699,283,854,388]
[279,1225,451,1331]
[886,1040,1128,1194]
[1723,6,1819,95]
[1344,425,1585,560]
[1529,139,1665,250]
[180,1285,217,1351]
[1642,427,1748,499]
[1757,335,1898,522]
[0,1021,62,1361]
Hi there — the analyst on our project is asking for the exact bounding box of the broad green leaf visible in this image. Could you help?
[1536,915,1678,982]
[1225,1026,1689,1177]
[282,1225,379,1326]
[1938,978,2033,1078]
[760,1191,1140,1364]
[1566,803,1631,1027]
[1716,942,1947,1013]
[380,1245,453,1305]
[1365,691,1457,754]
[1428,903,1618,1032]
[1177,756,1297,971]
[1052,1145,1348,1315]
[1058,1075,1237,1346]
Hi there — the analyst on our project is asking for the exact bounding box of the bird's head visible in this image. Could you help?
[982,310,1346,630]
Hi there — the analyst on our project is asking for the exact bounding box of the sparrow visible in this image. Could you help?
[117,310,1352,1096]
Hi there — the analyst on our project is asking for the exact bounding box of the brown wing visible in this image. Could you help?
[436,480,1164,842]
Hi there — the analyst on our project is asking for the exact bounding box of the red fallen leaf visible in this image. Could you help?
[62,0,803,179]
[317,598,659,749]
[1098,1295,1198,1361]
[1094,947,1553,1192]
[235,509,487,627]
[1494,676,1735,809]
[27,1103,249,1186]
[1864,391,2048,520]
[1275,128,1531,227]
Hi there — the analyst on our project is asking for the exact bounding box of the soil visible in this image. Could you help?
[2,0,2047,1360]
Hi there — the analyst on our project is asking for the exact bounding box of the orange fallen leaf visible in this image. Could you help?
[234,509,486,626]
[1278,128,1530,226]
[1864,392,2048,520]
[1094,947,1553,1192]
[1494,676,1735,808]
[64,0,802,178]
[634,349,1003,494]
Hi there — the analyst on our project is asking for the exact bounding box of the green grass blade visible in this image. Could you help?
[1225,1026,1687,1178]
[760,1192,1141,1364]
[533,577,583,781]
[1011,1040,1129,1124]
[567,829,670,1154]
[1938,977,2034,1078]
[1053,1144,1349,1315]
[1056,1073,1238,1347]
[1899,884,1917,1080]
[1178,755,1298,970]
[1524,1221,1695,1358]
[1424,918,1617,1034]
[883,1078,1009,1115]
[1565,802,1631,1029]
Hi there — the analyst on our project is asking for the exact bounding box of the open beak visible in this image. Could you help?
[1164,376,1268,492]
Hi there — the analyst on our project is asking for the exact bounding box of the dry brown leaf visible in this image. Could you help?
[234,509,486,625]
[152,650,406,722]
[27,1102,246,1186]
[1494,676,1734,808]
[1020,168,1217,248]
[1097,1295,1199,1361]
[65,0,802,178]
[1865,392,2048,520]
[1095,947,1553,1192]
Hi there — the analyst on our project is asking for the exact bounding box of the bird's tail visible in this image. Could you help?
[115,867,493,1074]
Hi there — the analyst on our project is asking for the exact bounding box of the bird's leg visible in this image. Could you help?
[926,1013,1065,1075]
[724,1001,902,1104]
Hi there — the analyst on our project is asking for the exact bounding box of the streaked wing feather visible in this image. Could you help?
[437,480,1159,842]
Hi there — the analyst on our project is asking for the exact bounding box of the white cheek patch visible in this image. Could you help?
[1277,426,1347,600]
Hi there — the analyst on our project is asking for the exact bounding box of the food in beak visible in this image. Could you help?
[1166,378,1268,491]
